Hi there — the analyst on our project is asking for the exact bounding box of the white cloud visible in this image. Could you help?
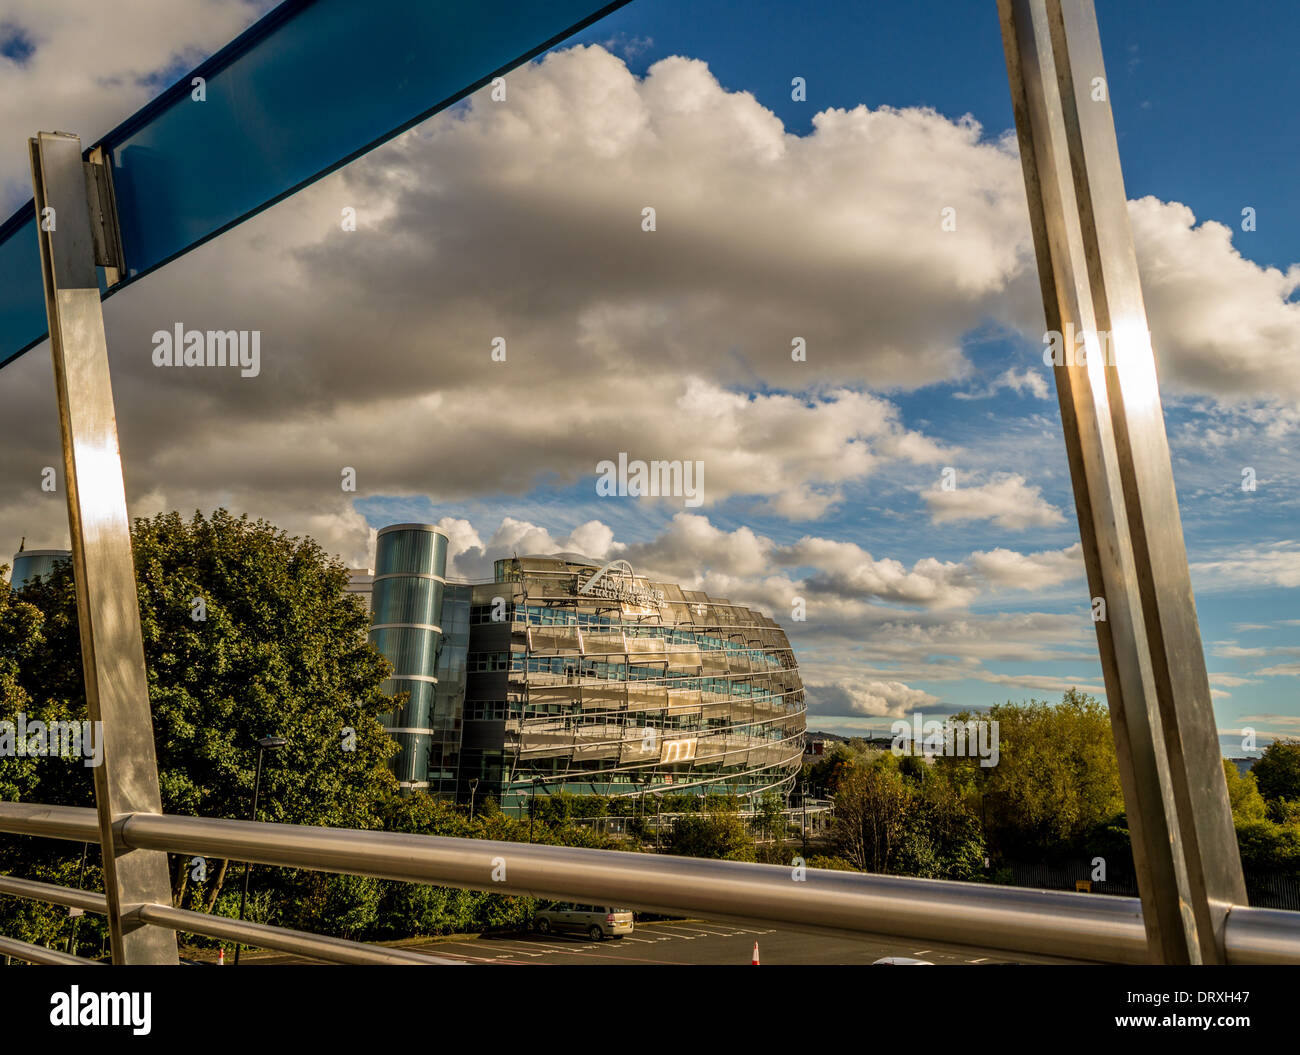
[922,473,1066,530]
[1194,543,1300,592]
[953,366,1052,401]
[968,542,1084,590]
[808,679,939,718]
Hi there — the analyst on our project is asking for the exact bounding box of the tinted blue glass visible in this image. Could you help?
[0,0,628,368]
[0,215,45,367]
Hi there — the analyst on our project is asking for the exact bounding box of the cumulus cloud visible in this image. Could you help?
[1193,543,1300,592]
[968,542,1084,590]
[808,679,939,718]
[1129,198,1300,403]
[615,513,1082,612]
[922,473,1066,530]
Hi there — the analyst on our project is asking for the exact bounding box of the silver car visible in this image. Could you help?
[533,903,634,940]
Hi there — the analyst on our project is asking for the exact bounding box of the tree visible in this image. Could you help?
[1252,739,1300,805]
[935,689,1125,857]
[833,762,911,873]
[667,808,755,861]
[803,741,883,798]
[1222,759,1267,823]
[755,791,787,843]
[831,756,984,879]
[3,510,402,934]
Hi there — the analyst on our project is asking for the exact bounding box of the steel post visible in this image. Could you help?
[997,1,1246,963]
[29,131,178,965]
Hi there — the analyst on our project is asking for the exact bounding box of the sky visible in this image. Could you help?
[0,0,1297,752]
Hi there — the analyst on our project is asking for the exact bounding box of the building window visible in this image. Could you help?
[467,651,509,673]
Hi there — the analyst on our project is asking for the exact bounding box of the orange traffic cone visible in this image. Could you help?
[751,941,760,965]
[217,946,225,966]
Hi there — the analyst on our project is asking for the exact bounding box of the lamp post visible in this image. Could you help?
[234,735,286,965]
[468,777,479,823]
[801,780,808,858]
[529,777,543,843]
[65,841,89,955]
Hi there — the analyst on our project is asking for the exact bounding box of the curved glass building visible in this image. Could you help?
[362,536,806,805]
[8,549,72,590]
[459,554,806,810]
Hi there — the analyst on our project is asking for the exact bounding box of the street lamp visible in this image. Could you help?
[234,734,286,965]
[801,779,809,857]
[467,777,479,822]
[529,777,543,843]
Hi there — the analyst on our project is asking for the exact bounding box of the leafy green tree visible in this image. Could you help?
[1252,739,1300,805]
[803,740,884,798]
[755,791,787,843]
[668,808,755,861]
[832,760,911,873]
[935,689,1125,857]
[896,780,986,880]
[1223,759,1267,823]
[831,755,984,879]
[3,511,402,935]
[1234,818,1300,876]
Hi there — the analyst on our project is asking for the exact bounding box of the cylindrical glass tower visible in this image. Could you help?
[9,549,71,590]
[370,524,449,791]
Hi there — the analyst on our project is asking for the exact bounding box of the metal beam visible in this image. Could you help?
[0,933,105,965]
[0,803,1146,962]
[134,903,464,965]
[0,873,108,915]
[29,131,178,965]
[997,0,1246,964]
[0,874,463,964]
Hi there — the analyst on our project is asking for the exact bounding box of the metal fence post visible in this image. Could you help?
[997,1,1247,963]
[29,131,178,964]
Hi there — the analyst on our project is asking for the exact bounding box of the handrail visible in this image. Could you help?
[0,875,461,965]
[0,801,1138,962]
[0,933,104,965]
[133,903,463,965]
[2,801,1298,964]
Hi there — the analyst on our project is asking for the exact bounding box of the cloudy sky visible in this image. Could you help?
[1,0,1297,750]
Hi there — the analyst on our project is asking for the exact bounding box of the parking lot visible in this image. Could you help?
[239,919,1084,965]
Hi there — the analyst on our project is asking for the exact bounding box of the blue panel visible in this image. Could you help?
[0,0,630,369]
[0,214,45,364]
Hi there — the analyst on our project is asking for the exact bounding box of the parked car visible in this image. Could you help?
[871,956,934,965]
[532,903,634,940]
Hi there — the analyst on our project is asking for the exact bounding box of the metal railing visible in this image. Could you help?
[2,801,1299,966]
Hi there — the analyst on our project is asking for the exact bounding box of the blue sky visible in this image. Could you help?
[1,0,1297,753]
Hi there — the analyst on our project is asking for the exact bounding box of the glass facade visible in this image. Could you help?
[8,550,72,590]
[459,554,806,810]
[365,540,805,806]
[429,584,470,796]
